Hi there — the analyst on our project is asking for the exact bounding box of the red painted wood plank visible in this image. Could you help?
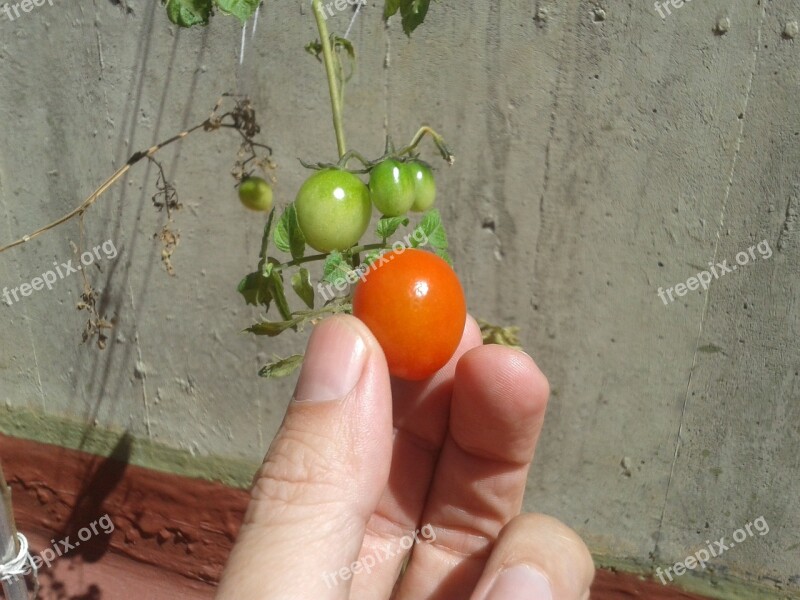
[0,434,713,599]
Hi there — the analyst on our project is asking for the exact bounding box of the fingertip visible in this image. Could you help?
[292,316,369,403]
[331,313,386,355]
[471,513,595,600]
[456,344,550,418]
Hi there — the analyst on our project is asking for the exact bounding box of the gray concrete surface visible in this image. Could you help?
[0,0,798,596]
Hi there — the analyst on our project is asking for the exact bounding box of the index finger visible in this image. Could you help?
[348,315,484,599]
[394,344,550,599]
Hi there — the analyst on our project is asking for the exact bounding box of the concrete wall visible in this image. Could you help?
[0,0,798,597]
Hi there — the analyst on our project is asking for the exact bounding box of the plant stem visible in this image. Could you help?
[278,243,388,270]
[398,126,455,164]
[352,242,390,254]
[337,150,373,169]
[312,0,347,158]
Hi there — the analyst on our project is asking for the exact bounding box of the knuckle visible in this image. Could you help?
[248,430,347,516]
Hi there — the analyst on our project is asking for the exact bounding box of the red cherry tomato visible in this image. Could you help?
[353,248,467,380]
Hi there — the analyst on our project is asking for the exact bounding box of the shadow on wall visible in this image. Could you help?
[58,432,131,563]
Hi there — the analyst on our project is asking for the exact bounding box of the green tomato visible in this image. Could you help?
[369,159,415,217]
[238,177,274,212]
[295,169,371,252]
[408,161,437,212]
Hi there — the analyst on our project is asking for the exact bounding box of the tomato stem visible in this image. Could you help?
[398,126,455,164]
[278,243,387,271]
[312,0,347,159]
[337,150,372,170]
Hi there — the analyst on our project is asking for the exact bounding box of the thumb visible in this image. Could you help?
[216,315,393,600]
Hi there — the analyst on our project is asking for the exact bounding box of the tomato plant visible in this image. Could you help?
[216,0,468,379]
[226,0,467,380]
[353,248,466,380]
[2,0,522,371]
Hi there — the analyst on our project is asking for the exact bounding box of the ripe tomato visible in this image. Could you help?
[368,159,416,217]
[238,177,274,212]
[353,248,466,380]
[407,161,436,212]
[295,168,372,252]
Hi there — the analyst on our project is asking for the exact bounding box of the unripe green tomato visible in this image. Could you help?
[295,169,371,252]
[408,161,437,212]
[369,159,415,217]
[238,177,274,212]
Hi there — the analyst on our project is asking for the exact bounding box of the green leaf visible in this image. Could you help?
[399,0,431,36]
[274,204,306,260]
[411,209,451,263]
[322,251,348,285]
[246,319,297,337]
[267,270,293,321]
[214,0,259,23]
[306,36,356,62]
[164,0,213,27]
[258,208,276,264]
[332,36,355,60]
[376,216,409,241]
[383,0,401,19]
[246,303,354,337]
[273,206,291,253]
[255,209,276,275]
[259,354,305,378]
[238,271,272,307]
[305,40,323,61]
[261,258,276,278]
[291,268,315,309]
[246,311,322,337]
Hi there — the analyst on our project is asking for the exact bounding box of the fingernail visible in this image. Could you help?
[293,317,367,402]
[485,565,553,600]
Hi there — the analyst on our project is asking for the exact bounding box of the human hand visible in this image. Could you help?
[216,315,594,599]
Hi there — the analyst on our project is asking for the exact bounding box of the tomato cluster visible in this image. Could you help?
[295,159,436,252]
[238,157,463,382]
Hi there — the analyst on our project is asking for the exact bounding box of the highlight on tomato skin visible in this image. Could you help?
[352,248,467,381]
